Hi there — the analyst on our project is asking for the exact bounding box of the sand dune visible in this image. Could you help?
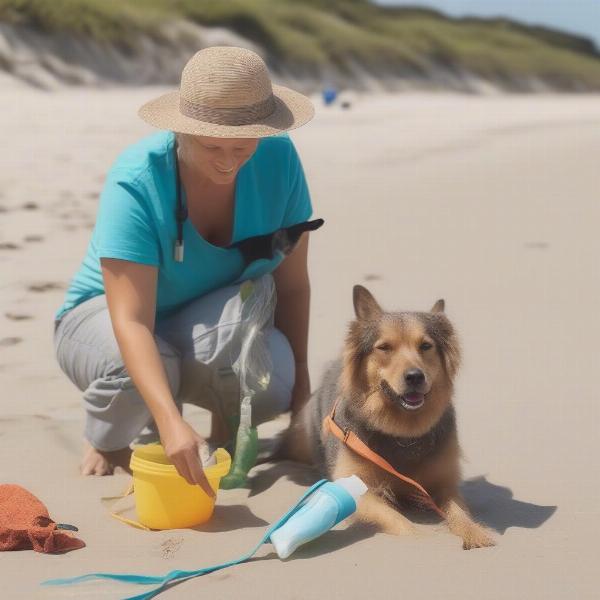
[0,86,598,598]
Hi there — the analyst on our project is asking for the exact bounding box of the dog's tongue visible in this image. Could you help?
[403,393,424,405]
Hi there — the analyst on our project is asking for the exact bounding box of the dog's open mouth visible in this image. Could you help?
[381,381,426,411]
[400,392,425,411]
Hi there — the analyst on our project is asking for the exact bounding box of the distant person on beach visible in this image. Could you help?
[53,47,317,493]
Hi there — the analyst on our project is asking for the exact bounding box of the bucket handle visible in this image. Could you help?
[101,480,151,531]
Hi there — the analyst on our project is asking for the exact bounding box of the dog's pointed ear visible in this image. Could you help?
[431,299,445,314]
[353,285,383,320]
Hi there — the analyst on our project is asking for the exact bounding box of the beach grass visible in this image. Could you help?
[1,0,599,88]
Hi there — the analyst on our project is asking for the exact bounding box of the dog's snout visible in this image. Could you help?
[404,369,425,387]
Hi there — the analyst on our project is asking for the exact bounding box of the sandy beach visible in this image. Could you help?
[0,86,599,598]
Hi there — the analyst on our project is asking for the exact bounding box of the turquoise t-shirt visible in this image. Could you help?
[56,131,312,320]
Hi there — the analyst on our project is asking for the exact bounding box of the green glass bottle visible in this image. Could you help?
[221,397,258,489]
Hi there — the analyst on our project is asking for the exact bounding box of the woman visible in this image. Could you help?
[53,47,318,497]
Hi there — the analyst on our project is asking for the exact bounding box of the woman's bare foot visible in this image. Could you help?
[80,440,132,476]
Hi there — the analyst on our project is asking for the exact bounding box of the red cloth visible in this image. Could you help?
[0,484,85,553]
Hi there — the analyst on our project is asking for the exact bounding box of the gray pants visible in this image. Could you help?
[54,276,295,452]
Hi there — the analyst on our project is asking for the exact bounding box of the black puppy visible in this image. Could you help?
[229,219,324,266]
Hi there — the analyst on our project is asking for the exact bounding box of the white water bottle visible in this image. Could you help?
[270,475,368,560]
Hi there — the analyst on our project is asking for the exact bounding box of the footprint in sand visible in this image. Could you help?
[27,282,65,293]
[158,537,184,560]
[5,312,33,321]
[0,337,22,347]
[0,242,20,250]
[57,195,80,209]
[524,241,549,249]
[23,234,44,243]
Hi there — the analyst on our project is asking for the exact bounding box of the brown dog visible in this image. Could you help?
[284,285,496,549]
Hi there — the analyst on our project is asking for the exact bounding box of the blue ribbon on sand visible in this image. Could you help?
[42,479,328,600]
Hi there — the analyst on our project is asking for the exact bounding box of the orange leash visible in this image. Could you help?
[322,397,446,519]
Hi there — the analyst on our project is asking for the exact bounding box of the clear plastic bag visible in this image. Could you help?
[222,276,276,488]
[233,277,276,407]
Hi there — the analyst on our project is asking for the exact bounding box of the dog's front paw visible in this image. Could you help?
[461,525,497,550]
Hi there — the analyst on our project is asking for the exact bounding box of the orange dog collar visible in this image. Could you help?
[323,397,446,519]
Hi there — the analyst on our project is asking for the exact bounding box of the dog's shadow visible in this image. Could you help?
[399,475,556,533]
[460,476,556,534]
[250,462,556,536]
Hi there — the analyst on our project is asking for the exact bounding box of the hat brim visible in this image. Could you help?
[138,84,314,138]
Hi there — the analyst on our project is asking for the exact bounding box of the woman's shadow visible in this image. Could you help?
[193,504,269,533]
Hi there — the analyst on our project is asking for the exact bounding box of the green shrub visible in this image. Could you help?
[1,0,599,88]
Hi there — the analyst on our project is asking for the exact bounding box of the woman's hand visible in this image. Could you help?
[291,362,311,415]
[160,417,215,498]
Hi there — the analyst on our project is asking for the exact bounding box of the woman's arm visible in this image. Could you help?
[101,258,214,497]
[272,233,311,414]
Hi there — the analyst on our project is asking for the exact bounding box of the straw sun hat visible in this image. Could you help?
[139,46,314,138]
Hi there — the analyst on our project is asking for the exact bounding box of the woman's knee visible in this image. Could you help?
[55,297,182,397]
[251,327,295,425]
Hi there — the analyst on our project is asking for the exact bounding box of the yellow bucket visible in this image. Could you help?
[130,444,231,530]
